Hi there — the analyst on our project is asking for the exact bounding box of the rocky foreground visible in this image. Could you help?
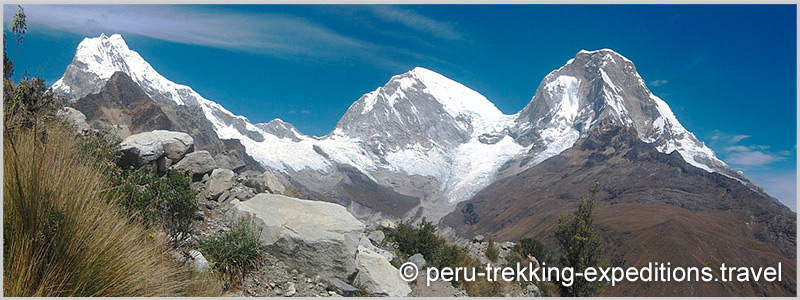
[65,118,541,297]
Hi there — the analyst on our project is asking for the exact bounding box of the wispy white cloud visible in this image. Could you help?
[748,171,797,211]
[2,4,426,68]
[709,131,789,167]
[648,79,669,87]
[367,6,463,41]
[725,149,783,166]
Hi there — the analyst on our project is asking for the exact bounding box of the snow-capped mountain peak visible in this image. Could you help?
[515,49,738,177]
[51,35,764,222]
[52,33,192,106]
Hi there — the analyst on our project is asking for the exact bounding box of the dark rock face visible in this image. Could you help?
[70,71,264,173]
[74,72,172,136]
[441,122,796,296]
[461,203,479,225]
[162,104,226,155]
[221,139,265,173]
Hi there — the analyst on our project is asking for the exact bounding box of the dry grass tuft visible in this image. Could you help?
[3,123,221,296]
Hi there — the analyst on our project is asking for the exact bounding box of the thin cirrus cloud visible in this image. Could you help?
[709,131,788,167]
[648,79,669,87]
[3,5,441,68]
[367,5,464,41]
[725,148,784,166]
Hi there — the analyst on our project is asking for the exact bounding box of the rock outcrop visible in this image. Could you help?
[354,245,411,297]
[172,150,217,179]
[230,194,366,281]
[119,130,193,166]
[207,168,235,200]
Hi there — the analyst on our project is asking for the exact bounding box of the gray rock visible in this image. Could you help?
[327,278,358,295]
[188,249,210,272]
[473,235,485,243]
[230,186,256,201]
[409,253,426,269]
[240,170,262,178]
[367,230,385,245]
[261,170,286,194]
[354,245,411,297]
[172,150,217,178]
[500,241,515,250]
[243,178,265,193]
[285,282,296,297]
[214,152,246,172]
[524,283,541,297]
[194,210,205,221]
[207,168,235,200]
[119,130,194,166]
[156,156,172,173]
[379,219,397,230]
[57,107,91,133]
[218,190,231,203]
[230,193,366,281]
[359,236,395,262]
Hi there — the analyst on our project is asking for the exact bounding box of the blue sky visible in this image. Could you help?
[4,4,797,210]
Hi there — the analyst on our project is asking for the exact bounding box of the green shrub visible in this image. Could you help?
[519,237,551,264]
[198,217,265,287]
[386,218,444,267]
[554,183,605,297]
[109,168,198,248]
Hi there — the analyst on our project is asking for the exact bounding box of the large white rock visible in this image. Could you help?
[354,245,411,297]
[119,130,194,166]
[207,168,234,200]
[57,107,91,133]
[230,194,366,280]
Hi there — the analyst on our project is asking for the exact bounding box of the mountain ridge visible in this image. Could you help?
[49,33,782,220]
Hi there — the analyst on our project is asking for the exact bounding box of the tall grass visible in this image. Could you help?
[3,123,221,296]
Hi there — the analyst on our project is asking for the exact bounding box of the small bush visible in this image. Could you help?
[199,217,265,287]
[110,168,198,248]
[519,237,551,264]
[385,218,509,296]
[284,186,301,198]
[386,218,444,267]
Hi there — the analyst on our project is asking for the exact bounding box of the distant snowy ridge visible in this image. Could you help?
[51,34,743,210]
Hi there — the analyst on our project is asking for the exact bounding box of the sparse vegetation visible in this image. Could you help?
[485,238,499,263]
[518,237,551,265]
[554,182,606,297]
[384,218,505,296]
[109,167,198,247]
[284,186,301,198]
[199,216,266,287]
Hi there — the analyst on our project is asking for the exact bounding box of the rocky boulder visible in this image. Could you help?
[214,152,246,172]
[230,194,366,281]
[261,170,286,194]
[57,107,91,133]
[119,130,194,166]
[354,245,411,297]
[207,168,235,200]
[172,150,217,179]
